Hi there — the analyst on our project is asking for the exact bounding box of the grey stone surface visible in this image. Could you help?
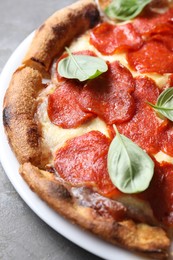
[0,1,103,259]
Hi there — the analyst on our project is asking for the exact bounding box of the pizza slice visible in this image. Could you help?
[3,0,173,259]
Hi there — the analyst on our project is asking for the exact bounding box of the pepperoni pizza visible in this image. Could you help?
[3,0,173,259]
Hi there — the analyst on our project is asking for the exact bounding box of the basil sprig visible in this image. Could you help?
[147,87,173,121]
[58,47,108,82]
[105,0,151,21]
[107,125,154,194]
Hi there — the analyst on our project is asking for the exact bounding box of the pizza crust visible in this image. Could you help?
[20,162,170,259]
[23,0,100,77]
[3,66,44,166]
[2,1,173,258]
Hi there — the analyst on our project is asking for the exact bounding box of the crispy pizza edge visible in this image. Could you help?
[2,0,172,259]
[19,162,170,260]
[2,66,44,166]
[22,0,100,76]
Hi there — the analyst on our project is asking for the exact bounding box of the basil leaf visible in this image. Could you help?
[105,0,151,21]
[107,125,154,194]
[147,87,173,121]
[58,47,108,81]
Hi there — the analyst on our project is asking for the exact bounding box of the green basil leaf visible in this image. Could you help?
[157,87,173,107]
[107,125,154,194]
[105,0,151,21]
[58,47,108,81]
[147,87,173,121]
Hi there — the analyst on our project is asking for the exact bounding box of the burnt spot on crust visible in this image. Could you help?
[26,125,40,148]
[31,57,46,68]
[45,165,56,174]
[3,107,11,128]
[143,250,169,260]
[48,182,72,201]
[51,5,100,38]
[52,23,67,37]
[84,5,100,28]
[71,187,127,221]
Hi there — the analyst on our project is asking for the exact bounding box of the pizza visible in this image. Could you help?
[3,0,173,258]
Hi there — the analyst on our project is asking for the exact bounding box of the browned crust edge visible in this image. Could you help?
[20,162,170,260]
[3,66,43,166]
[22,0,100,76]
[2,1,172,259]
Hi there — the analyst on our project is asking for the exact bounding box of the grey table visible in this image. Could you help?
[0,1,103,259]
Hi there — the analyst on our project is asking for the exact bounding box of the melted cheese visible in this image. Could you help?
[37,99,109,156]
[154,151,173,164]
[38,27,173,165]
[70,32,128,67]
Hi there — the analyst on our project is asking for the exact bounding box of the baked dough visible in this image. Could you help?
[23,0,100,76]
[20,162,170,259]
[3,0,172,258]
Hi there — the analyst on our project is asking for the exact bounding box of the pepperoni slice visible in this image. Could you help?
[79,61,135,124]
[115,77,173,157]
[90,22,143,55]
[47,81,94,129]
[141,161,173,226]
[54,131,120,197]
[127,40,173,74]
[158,121,173,157]
[150,33,173,51]
[133,7,173,36]
[116,76,162,154]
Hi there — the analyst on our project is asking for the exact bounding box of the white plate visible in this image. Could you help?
[0,33,147,260]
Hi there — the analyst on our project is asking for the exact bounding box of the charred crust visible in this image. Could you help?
[3,66,44,165]
[20,163,170,259]
[84,4,100,28]
[48,182,72,201]
[51,23,67,36]
[5,1,172,258]
[30,57,46,68]
[26,125,40,148]
[72,187,127,221]
[3,106,11,128]
[22,0,100,74]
